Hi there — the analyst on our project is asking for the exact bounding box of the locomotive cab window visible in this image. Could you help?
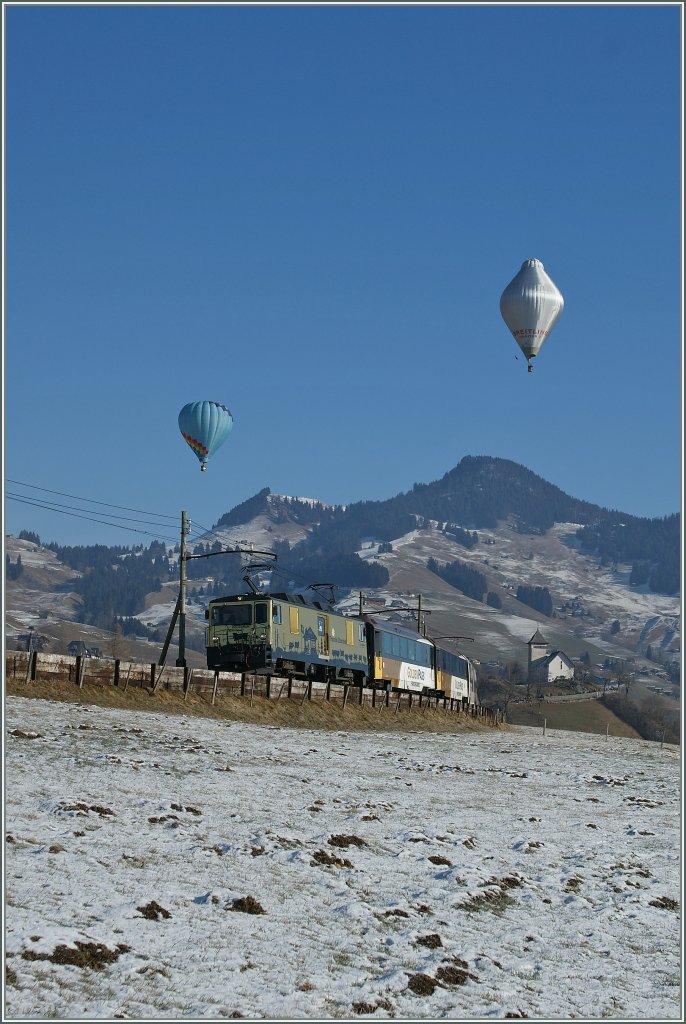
[211,604,252,626]
[273,604,282,624]
[255,603,268,624]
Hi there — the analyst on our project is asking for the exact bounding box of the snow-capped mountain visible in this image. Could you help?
[5,476,680,681]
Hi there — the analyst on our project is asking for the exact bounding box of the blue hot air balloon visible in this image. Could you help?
[178,401,233,472]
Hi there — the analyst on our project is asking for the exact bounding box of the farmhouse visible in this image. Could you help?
[527,630,575,684]
[67,640,89,657]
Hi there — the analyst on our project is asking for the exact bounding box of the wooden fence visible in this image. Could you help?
[5,650,501,725]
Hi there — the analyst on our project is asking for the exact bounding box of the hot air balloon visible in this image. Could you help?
[500,258,564,372]
[178,401,233,472]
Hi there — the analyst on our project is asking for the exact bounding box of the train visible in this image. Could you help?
[205,590,479,706]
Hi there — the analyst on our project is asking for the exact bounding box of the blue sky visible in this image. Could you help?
[4,3,683,549]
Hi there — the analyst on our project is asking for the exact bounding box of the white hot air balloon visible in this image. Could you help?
[500,258,564,372]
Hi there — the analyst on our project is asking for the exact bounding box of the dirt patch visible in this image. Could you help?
[137,901,172,920]
[22,941,130,971]
[407,972,438,996]
[170,803,202,815]
[328,834,367,850]
[58,802,114,817]
[415,933,443,949]
[229,896,265,915]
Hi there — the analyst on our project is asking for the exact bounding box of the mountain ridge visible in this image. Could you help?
[5,457,680,684]
[208,457,678,597]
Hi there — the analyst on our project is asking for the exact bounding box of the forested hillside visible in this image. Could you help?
[13,457,680,638]
[234,458,679,597]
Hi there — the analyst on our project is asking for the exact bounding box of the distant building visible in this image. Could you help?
[67,640,89,657]
[527,631,575,684]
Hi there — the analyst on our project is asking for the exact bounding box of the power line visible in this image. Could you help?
[7,494,179,542]
[7,479,179,520]
[6,492,179,532]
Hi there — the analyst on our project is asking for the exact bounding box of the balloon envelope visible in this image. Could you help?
[500,258,564,370]
[178,401,233,471]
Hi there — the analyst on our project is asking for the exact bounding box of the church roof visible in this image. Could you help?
[529,630,547,645]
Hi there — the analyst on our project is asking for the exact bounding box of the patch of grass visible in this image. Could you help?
[311,849,354,869]
[7,677,500,736]
[456,877,522,914]
[649,896,679,911]
[506,698,641,739]
[352,997,394,1014]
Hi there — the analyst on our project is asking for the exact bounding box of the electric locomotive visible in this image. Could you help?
[205,591,368,685]
[205,590,479,706]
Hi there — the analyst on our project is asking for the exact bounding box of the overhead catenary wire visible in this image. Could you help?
[6,492,180,534]
[6,494,179,543]
[7,479,179,520]
[8,481,315,586]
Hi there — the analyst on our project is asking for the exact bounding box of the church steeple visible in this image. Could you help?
[528,630,548,668]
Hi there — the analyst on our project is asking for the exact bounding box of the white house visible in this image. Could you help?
[527,630,575,684]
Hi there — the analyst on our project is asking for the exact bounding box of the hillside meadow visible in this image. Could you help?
[4,687,681,1021]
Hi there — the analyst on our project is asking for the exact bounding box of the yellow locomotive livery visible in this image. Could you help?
[206,591,478,706]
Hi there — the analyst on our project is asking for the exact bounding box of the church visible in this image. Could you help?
[527,630,575,684]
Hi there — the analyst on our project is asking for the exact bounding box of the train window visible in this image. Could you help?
[273,605,282,624]
[346,620,354,645]
[358,623,366,643]
[255,603,268,624]
[317,615,325,635]
[211,604,252,626]
[289,607,299,634]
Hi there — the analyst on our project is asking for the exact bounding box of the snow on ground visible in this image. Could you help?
[4,697,681,1021]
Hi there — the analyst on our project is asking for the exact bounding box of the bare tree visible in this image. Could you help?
[109,623,129,661]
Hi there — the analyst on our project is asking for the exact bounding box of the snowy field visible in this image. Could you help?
[4,696,682,1022]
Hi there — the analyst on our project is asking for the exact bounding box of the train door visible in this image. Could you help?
[317,614,329,655]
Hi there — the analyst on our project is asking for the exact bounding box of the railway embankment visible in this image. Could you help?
[5,651,502,734]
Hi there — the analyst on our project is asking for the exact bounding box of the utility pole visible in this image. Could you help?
[176,510,189,667]
[157,526,277,676]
